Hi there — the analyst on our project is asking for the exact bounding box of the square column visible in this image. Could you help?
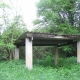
[14,47,19,59]
[77,41,80,63]
[54,46,59,65]
[25,37,33,70]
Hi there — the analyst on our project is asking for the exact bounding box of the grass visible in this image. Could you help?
[0,57,80,80]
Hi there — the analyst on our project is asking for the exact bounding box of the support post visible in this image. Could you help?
[54,46,59,65]
[14,47,19,59]
[25,37,33,70]
[77,41,80,63]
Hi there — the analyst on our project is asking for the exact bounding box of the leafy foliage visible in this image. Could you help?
[0,15,27,60]
[0,57,80,80]
[0,1,27,60]
[33,0,80,57]
[0,2,10,8]
[34,0,80,34]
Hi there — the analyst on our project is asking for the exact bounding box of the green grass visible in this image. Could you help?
[0,57,80,80]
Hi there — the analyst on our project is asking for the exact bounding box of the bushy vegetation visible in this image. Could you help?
[0,1,80,79]
[0,1,27,60]
[33,0,80,59]
[0,57,80,80]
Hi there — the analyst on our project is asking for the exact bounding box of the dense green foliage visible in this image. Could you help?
[0,57,80,80]
[0,15,27,60]
[33,0,80,57]
[0,1,27,60]
[34,0,80,34]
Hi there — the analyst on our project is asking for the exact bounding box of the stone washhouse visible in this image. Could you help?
[14,32,80,70]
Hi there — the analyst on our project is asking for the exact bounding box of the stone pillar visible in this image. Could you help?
[14,47,19,59]
[54,46,59,65]
[25,37,33,70]
[77,41,80,63]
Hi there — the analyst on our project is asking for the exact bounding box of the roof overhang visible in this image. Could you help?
[14,32,80,47]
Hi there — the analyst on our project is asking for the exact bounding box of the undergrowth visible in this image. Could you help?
[0,57,80,80]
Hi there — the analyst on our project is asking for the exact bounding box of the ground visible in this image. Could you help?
[0,57,80,80]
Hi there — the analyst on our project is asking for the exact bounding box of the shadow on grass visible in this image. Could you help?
[33,56,77,69]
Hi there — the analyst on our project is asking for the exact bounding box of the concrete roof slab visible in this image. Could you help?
[14,32,80,47]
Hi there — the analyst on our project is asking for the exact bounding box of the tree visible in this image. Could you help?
[34,0,80,34]
[0,1,27,60]
[0,15,27,60]
[33,0,80,58]
[0,1,11,33]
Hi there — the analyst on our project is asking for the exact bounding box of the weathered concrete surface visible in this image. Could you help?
[77,41,80,63]
[14,47,19,59]
[54,46,59,65]
[25,38,33,70]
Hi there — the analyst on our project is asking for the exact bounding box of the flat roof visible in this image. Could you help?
[14,32,80,47]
